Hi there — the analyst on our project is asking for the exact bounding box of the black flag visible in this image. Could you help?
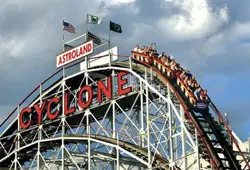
[87,32,102,45]
[110,21,122,33]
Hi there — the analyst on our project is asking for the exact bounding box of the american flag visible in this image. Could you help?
[63,21,76,33]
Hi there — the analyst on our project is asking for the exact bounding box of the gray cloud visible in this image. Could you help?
[0,0,250,141]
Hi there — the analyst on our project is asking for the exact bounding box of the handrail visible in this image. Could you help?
[0,69,63,128]
[41,68,63,85]
[0,107,18,128]
[0,84,41,128]
[232,131,248,151]
[210,100,250,169]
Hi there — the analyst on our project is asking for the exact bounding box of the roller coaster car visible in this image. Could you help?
[131,50,249,170]
[194,100,210,112]
[132,51,196,105]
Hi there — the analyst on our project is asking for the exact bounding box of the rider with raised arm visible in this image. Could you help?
[180,70,186,79]
[200,90,208,101]
[164,56,171,66]
[138,46,145,53]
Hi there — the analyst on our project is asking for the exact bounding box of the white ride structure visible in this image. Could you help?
[0,33,249,170]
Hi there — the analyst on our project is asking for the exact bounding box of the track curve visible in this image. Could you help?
[0,52,249,170]
[131,51,250,170]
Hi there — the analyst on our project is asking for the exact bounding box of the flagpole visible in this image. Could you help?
[62,20,65,74]
[62,20,65,52]
[109,21,111,52]
[63,33,65,51]
[109,28,111,50]
[85,14,88,70]
[109,21,111,66]
[86,14,88,42]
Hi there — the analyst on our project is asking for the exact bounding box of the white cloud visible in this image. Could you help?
[158,0,229,39]
[229,22,250,42]
[0,37,26,62]
[0,0,249,142]
[173,20,250,72]
[99,0,135,6]
[193,21,250,59]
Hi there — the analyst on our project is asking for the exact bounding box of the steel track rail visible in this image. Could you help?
[0,65,182,169]
[131,54,249,169]
[0,134,174,169]
[131,58,220,169]
[0,63,207,169]
[0,56,248,169]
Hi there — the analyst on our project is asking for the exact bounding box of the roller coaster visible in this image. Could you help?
[0,34,249,169]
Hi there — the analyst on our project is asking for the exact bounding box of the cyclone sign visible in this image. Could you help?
[56,40,93,68]
[19,72,132,129]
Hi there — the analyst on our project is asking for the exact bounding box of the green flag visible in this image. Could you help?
[110,21,122,33]
[87,14,102,24]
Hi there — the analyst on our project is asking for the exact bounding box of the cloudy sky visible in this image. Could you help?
[0,0,250,141]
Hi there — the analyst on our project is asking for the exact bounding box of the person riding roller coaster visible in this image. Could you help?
[131,44,209,109]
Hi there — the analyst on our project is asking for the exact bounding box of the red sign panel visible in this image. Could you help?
[56,40,93,68]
